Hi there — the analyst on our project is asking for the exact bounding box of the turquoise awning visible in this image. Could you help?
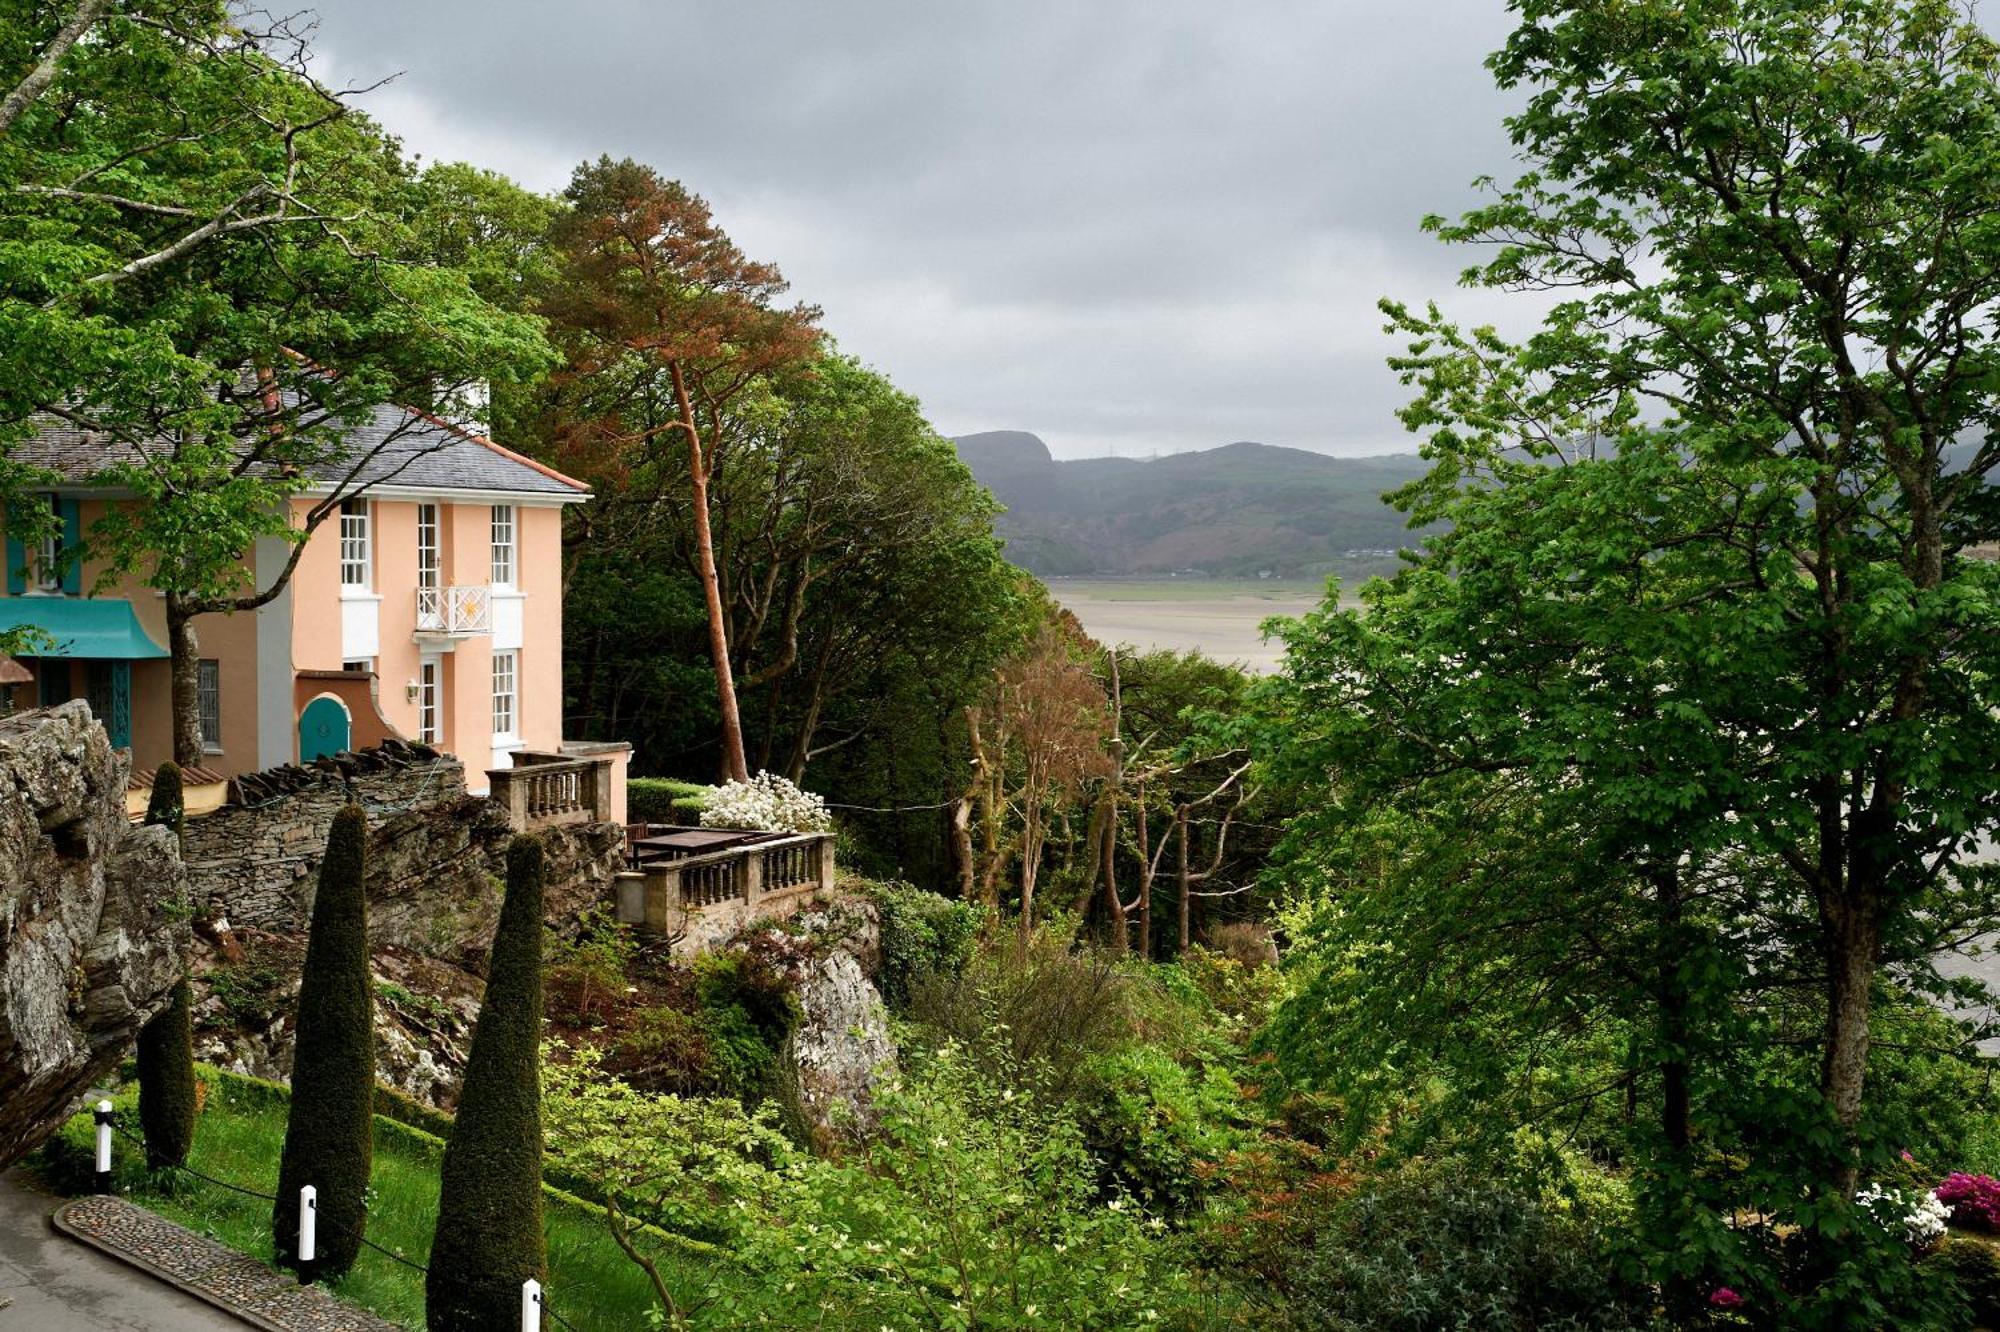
[0,598,168,659]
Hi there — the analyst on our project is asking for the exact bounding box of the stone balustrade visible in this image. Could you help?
[487,752,615,831]
[613,831,836,954]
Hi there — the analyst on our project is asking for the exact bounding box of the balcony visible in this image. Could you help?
[488,751,615,830]
[415,585,491,636]
[613,825,837,955]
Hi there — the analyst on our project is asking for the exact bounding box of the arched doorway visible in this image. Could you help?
[298,694,352,763]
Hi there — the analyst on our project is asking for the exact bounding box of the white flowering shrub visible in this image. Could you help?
[1857,1183,1950,1247]
[699,771,832,834]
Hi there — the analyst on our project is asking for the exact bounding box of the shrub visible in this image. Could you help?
[1208,920,1278,967]
[699,771,831,833]
[137,761,194,1172]
[690,949,800,1102]
[545,905,635,1025]
[1075,1045,1251,1218]
[1288,1160,1658,1332]
[627,776,713,825]
[136,980,196,1171]
[273,805,374,1279]
[1938,1173,2000,1233]
[909,919,1216,1102]
[1934,1234,2000,1325]
[610,1004,713,1094]
[868,881,981,1008]
[428,835,548,1331]
[1174,944,1287,1032]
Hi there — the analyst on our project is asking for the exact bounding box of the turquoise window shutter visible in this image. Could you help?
[58,499,81,594]
[4,535,22,596]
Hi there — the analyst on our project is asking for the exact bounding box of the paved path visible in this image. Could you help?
[0,1167,232,1330]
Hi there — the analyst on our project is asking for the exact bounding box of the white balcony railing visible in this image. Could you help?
[415,584,491,635]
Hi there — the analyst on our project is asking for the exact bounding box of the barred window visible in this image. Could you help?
[197,659,221,750]
[489,505,515,588]
[339,498,370,588]
[491,649,517,739]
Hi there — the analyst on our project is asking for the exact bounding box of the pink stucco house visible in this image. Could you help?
[0,403,628,822]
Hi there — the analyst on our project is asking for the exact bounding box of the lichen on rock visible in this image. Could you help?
[0,703,189,1168]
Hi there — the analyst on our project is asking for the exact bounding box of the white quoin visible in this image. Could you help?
[93,1100,112,1178]
[521,1278,542,1331]
[298,1185,317,1265]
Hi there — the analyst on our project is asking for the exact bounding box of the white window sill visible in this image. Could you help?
[492,736,523,753]
[339,589,382,602]
[201,744,224,756]
[490,585,524,599]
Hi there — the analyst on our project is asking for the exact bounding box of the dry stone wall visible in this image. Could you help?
[0,703,187,1167]
[182,742,623,956]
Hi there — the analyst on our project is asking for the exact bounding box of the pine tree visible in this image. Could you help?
[137,762,195,1172]
[427,835,548,1330]
[273,805,374,1279]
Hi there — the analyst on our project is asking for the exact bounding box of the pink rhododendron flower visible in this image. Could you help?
[1709,1287,1744,1310]
[1936,1173,2000,1232]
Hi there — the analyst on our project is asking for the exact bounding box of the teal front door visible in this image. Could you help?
[298,695,351,762]
[84,661,130,748]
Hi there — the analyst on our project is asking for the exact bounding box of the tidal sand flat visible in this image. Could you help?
[1049,579,1328,673]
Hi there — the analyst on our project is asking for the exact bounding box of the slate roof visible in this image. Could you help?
[17,400,587,499]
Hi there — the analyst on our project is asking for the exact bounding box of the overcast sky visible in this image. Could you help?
[315,2,1538,459]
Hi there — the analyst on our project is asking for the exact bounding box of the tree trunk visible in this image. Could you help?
[1176,804,1192,955]
[1820,884,1881,1194]
[673,367,747,782]
[166,602,203,767]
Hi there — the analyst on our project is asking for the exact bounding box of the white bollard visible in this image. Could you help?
[521,1277,542,1331]
[298,1185,317,1266]
[92,1100,113,1191]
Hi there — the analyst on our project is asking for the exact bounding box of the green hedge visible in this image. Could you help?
[868,882,983,1009]
[627,777,712,825]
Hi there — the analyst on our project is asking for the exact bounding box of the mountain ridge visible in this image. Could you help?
[951,430,1430,576]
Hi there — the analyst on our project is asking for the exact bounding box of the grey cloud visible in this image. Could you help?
[317,0,1534,457]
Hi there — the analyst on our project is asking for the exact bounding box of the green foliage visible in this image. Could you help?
[542,1041,1208,1329]
[136,979,195,1171]
[626,777,713,825]
[428,835,548,1332]
[371,1082,456,1141]
[610,1004,714,1095]
[274,805,373,1279]
[690,947,800,1103]
[545,905,636,1025]
[910,919,1223,1103]
[1074,1044,1252,1219]
[868,880,982,1008]
[1285,1161,1658,1332]
[1933,1235,2000,1327]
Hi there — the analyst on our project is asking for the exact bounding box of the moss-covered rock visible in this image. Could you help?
[426,835,548,1331]
[273,805,374,1279]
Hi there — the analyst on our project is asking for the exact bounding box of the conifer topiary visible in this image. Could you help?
[427,834,548,1330]
[273,804,374,1279]
[137,761,195,1171]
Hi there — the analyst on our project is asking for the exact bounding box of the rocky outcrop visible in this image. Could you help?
[0,703,188,1168]
[790,947,897,1140]
[191,932,482,1108]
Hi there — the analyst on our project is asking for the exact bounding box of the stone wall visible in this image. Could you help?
[0,703,187,1168]
[184,742,624,956]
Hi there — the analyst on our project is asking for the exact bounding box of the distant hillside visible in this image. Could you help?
[952,431,1431,577]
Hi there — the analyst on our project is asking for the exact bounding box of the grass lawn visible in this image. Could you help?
[35,1067,691,1330]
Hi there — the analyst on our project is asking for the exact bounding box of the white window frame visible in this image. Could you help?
[491,649,518,741]
[339,498,372,590]
[197,659,222,752]
[340,658,374,675]
[416,503,439,591]
[418,654,442,745]
[489,504,515,589]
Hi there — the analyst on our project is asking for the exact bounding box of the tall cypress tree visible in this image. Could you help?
[137,762,195,1172]
[273,805,374,1279]
[427,835,547,1331]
